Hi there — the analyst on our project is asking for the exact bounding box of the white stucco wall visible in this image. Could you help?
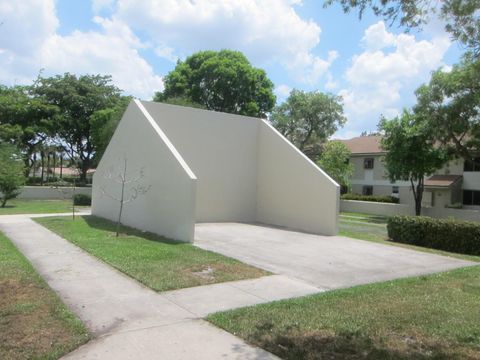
[256,120,339,235]
[93,100,339,240]
[141,101,258,223]
[340,200,414,216]
[92,100,197,242]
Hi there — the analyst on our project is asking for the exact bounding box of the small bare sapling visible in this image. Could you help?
[100,158,150,236]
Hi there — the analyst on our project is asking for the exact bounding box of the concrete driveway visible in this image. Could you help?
[195,223,476,290]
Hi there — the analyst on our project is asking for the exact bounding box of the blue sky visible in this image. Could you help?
[0,0,463,138]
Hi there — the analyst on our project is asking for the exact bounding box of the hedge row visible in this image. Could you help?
[73,194,91,206]
[387,215,480,255]
[341,193,399,204]
[26,177,91,187]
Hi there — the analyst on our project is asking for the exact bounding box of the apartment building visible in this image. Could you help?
[339,135,480,209]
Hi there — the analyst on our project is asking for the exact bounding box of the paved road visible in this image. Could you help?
[195,222,476,290]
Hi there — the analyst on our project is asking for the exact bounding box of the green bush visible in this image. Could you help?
[341,193,399,204]
[73,194,91,206]
[387,215,480,255]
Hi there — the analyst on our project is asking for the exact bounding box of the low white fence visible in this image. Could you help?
[340,200,413,217]
[17,186,92,200]
[340,200,480,222]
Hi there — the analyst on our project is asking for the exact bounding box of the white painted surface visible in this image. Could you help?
[15,186,92,200]
[93,100,339,241]
[92,100,197,242]
[256,120,339,235]
[340,200,414,216]
[141,101,258,223]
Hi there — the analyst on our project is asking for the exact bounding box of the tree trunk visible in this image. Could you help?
[79,159,89,183]
[40,151,45,186]
[1,198,6,208]
[60,155,63,179]
[46,152,51,182]
[53,152,56,180]
[410,177,424,216]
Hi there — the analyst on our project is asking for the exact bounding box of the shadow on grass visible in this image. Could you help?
[0,205,15,209]
[341,215,389,225]
[81,215,185,246]
[250,322,471,360]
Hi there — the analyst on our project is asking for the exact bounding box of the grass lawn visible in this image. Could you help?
[0,199,82,215]
[0,231,89,360]
[209,266,480,360]
[36,216,269,292]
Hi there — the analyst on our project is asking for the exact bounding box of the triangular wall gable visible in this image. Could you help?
[92,100,197,242]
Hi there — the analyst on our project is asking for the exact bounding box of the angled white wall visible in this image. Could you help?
[141,101,259,223]
[93,100,339,242]
[92,100,197,242]
[256,120,339,235]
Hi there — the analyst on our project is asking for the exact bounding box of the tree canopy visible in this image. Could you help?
[0,143,25,207]
[155,50,276,118]
[0,85,57,175]
[318,141,353,188]
[31,73,128,180]
[325,0,480,56]
[414,54,480,162]
[379,111,447,215]
[270,89,346,158]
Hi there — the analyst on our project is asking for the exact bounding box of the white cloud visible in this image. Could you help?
[325,73,339,91]
[274,84,291,102]
[155,45,178,63]
[362,21,396,51]
[0,0,163,99]
[332,130,362,140]
[92,0,116,14]
[338,21,451,135]
[40,17,163,99]
[109,0,336,85]
[0,0,58,55]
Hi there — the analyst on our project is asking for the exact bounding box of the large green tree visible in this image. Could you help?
[270,89,346,158]
[0,85,56,176]
[31,73,126,181]
[325,0,480,56]
[318,141,353,189]
[414,54,480,163]
[0,143,25,207]
[90,95,131,165]
[379,111,447,215]
[155,50,275,118]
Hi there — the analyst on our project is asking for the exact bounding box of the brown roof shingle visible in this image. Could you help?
[337,136,383,154]
[424,175,463,188]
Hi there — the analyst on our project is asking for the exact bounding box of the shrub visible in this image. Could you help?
[341,193,399,204]
[387,215,480,255]
[0,144,25,207]
[73,194,91,206]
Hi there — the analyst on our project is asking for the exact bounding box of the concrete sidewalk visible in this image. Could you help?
[0,215,319,359]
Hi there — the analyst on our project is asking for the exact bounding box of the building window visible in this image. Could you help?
[362,185,373,196]
[464,157,480,172]
[392,186,399,194]
[364,158,374,169]
[463,190,480,206]
[340,185,349,195]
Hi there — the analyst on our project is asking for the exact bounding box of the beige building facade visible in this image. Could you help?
[340,136,480,209]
